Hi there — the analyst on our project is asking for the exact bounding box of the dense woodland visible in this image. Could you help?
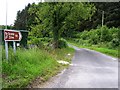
[13,2,120,30]
[79,2,120,31]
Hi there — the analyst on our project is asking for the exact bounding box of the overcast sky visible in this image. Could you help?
[0,0,40,25]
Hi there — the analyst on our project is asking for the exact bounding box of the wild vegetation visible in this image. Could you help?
[2,47,74,88]
[71,26,119,49]
[68,26,119,57]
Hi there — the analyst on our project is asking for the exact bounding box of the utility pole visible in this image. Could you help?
[6,0,8,29]
[101,11,104,43]
[102,11,104,27]
[5,0,8,60]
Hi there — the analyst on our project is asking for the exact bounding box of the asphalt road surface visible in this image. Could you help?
[37,45,118,88]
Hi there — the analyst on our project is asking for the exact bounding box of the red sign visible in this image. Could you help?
[4,30,22,41]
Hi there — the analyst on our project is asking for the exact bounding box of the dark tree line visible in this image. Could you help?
[14,3,34,30]
[14,2,120,32]
[79,2,120,31]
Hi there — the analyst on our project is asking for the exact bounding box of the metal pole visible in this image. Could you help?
[6,0,8,29]
[101,11,104,43]
[5,0,8,60]
[102,11,104,27]
[13,41,16,53]
[5,41,8,60]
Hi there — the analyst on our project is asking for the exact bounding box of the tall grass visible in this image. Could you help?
[2,47,74,88]
[2,48,60,88]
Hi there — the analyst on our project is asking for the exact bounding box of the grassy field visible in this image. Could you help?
[2,47,74,88]
[68,41,118,58]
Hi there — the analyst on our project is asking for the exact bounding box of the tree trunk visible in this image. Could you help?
[52,3,60,49]
[53,27,59,48]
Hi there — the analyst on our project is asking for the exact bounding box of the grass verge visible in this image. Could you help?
[68,41,118,58]
[2,47,74,88]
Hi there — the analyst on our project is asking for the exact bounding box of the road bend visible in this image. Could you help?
[37,45,118,88]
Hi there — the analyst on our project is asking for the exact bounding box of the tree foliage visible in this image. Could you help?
[14,3,34,30]
[74,26,119,49]
[13,2,120,49]
[28,2,95,48]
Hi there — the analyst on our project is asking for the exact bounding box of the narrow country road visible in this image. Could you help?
[36,45,118,88]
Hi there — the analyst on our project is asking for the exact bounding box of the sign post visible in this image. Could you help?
[4,29,22,59]
[13,41,16,53]
[5,41,8,60]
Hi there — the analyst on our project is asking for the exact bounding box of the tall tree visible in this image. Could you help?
[29,2,95,48]
[14,3,33,30]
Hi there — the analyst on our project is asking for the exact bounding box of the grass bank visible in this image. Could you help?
[2,47,74,88]
[68,40,118,58]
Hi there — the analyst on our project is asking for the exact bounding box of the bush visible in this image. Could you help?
[78,39,84,45]
[72,26,119,49]
[110,38,119,48]
[100,26,112,42]
[75,39,80,43]
[80,31,89,40]
[29,38,44,48]
[58,39,68,48]
[40,37,52,43]
[89,33,99,44]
